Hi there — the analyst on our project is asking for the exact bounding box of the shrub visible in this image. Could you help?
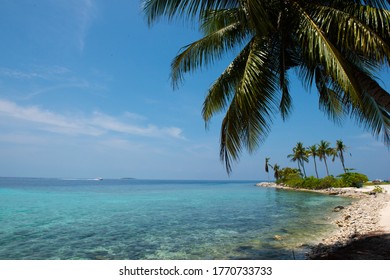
[301,176,321,189]
[337,172,369,188]
[373,186,385,193]
[276,167,301,184]
[318,176,340,189]
[284,176,326,190]
[284,175,345,189]
[284,177,304,188]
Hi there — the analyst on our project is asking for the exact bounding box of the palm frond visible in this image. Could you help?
[314,5,390,66]
[218,38,280,173]
[171,9,248,88]
[200,8,248,34]
[202,41,251,124]
[143,0,239,24]
[220,100,241,174]
[292,1,367,112]
[275,36,293,121]
[243,0,274,35]
[314,66,346,124]
[348,86,390,145]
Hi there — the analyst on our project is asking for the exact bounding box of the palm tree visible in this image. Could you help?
[288,142,308,177]
[144,0,390,173]
[265,157,271,180]
[334,139,348,173]
[272,164,281,181]
[308,144,320,178]
[317,140,333,176]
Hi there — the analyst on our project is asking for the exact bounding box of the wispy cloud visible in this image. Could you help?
[355,133,373,139]
[90,112,185,139]
[46,0,97,51]
[72,0,97,51]
[0,99,184,139]
[0,99,102,136]
[0,66,71,80]
[0,65,109,100]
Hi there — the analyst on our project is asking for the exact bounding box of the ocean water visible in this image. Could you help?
[0,178,353,260]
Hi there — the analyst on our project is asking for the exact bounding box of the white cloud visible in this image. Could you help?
[0,66,71,80]
[90,111,184,138]
[123,111,147,121]
[0,99,184,139]
[0,99,102,136]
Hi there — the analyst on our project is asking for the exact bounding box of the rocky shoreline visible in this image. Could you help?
[256,182,390,259]
[307,191,389,259]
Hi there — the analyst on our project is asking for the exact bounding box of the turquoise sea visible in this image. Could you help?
[0,178,352,260]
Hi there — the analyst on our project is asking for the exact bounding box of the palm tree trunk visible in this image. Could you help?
[341,159,346,173]
[340,153,346,173]
[301,160,307,178]
[297,161,302,177]
[313,157,319,179]
[324,157,329,176]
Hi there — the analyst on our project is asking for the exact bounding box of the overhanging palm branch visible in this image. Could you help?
[217,38,280,172]
[144,0,390,174]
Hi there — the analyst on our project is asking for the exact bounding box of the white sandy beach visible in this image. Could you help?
[345,184,390,233]
[378,184,390,232]
[354,184,390,233]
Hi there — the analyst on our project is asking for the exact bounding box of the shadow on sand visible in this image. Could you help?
[310,232,390,260]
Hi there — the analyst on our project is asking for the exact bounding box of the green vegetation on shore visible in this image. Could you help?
[266,140,370,190]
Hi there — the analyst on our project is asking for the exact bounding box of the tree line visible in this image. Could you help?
[264,140,370,189]
[265,139,349,181]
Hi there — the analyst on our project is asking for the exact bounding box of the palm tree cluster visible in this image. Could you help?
[267,139,349,179]
[143,0,390,174]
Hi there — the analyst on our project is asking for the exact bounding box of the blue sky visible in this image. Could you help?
[0,0,389,180]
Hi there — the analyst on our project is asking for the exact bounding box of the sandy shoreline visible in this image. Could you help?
[378,185,390,232]
[256,182,390,259]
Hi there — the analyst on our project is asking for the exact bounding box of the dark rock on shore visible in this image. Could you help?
[333,206,345,212]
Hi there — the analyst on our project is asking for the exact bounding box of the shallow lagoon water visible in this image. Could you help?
[0,178,352,259]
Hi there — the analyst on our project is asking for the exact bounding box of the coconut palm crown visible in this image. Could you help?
[288,142,309,177]
[265,157,271,179]
[333,139,349,173]
[143,0,390,174]
[273,163,280,180]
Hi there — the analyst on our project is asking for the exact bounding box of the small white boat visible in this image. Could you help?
[88,177,103,181]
